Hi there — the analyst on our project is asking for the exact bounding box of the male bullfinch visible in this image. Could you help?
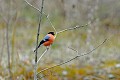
[34,32,55,52]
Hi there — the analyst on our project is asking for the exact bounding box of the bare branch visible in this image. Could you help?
[68,47,78,53]
[26,0,45,79]
[37,39,107,75]
[24,0,57,34]
[24,0,41,12]
[6,22,12,80]
[46,15,57,33]
[78,39,107,57]
[37,48,49,64]
[0,30,5,64]
[57,24,88,34]
[24,0,87,36]
[24,0,46,17]
[68,47,79,55]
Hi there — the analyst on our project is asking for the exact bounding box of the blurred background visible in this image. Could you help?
[0,0,120,80]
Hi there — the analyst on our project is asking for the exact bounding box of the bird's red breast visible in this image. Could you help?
[43,34,55,46]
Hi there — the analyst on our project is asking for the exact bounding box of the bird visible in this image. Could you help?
[34,32,55,52]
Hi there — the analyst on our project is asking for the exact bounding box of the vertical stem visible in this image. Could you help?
[6,22,12,80]
[34,0,44,80]
[0,30,5,64]
[6,0,12,79]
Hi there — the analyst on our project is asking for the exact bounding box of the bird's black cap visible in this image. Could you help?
[48,32,55,35]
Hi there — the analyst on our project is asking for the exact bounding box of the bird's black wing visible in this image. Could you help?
[38,35,50,48]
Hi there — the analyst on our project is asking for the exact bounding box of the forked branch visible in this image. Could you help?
[37,39,107,75]
[24,0,87,36]
[24,0,57,33]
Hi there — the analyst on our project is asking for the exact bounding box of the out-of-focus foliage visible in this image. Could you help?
[0,60,120,80]
[0,0,120,79]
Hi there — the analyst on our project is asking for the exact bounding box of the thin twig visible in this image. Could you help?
[24,0,41,12]
[46,15,57,33]
[37,39,107,75]
[6,23,12,80]
[6,0,12,79]
[68,47,79,55]
[57,24,88,34]
[24,0,57,33]
[37,48,49,64]
[24,0,46,17]
[0,30,5,64]
[78,39,107,57]
[68,47,78,53]
[53,24,88,38]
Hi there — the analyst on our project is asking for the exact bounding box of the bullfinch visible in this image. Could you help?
[34,32,55,52]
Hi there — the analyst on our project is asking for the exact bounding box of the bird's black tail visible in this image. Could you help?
[34,40,45,52]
